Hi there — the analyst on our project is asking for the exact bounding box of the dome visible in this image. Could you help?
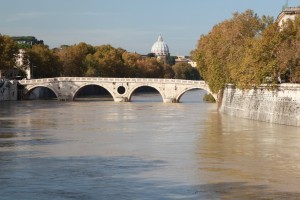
[151,35,169,56]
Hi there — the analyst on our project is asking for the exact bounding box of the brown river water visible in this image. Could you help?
[0,90,300,199]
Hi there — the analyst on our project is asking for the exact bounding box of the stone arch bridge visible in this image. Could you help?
[18,77,216,103]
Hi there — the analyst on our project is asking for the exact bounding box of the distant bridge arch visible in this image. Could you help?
[24,85,59,100]
[127,84,165,102]
[71,83,116,101]
[176,86,214,103]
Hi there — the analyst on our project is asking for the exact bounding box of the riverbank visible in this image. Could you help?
[220,84,300,126]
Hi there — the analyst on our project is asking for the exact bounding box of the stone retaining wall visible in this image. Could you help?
[0,80,18,101]
[220,84,300,126]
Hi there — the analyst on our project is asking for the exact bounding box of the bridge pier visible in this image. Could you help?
[114,97,129,102]
[58,95,72,101]
[163,98,176,103]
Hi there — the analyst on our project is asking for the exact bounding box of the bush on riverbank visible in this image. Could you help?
[203,93,216,103]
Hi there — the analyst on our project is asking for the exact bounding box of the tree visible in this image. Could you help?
[27,44,62,78]
[192,10,271,92]
[246,22,282,85]
[0,35,19,70]
[122,52,142,77]
[162,63,174,79]
[172,62,200,80]
[86,45,126,77]
[276,16,300,83]
[136,57,164,78]
[57,42,95,76]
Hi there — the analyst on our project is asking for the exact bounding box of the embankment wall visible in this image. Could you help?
[220,84,300,126]
[0,80,18,101]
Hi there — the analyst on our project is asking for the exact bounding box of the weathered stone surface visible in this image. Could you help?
[220,84,300,126]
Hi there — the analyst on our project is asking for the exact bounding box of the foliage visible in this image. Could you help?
[55,43,182,79]
[86,45,126,77]
[192,10,273,92]
[57,42,95,77]
[192,9,300,91]
[172,62,201,80]
[162,64,174,79]
[0,34,204,81]
[136,57,164,78]
[277,16,300,83]
[203,93,216,103]
[0,35,19,70]
[27,44,62,78]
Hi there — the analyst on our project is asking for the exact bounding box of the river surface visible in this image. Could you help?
[1,90,300,200]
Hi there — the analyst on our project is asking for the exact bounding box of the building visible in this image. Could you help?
[12,36,44,47]
[151,35,170,64]
[11,36,43,79]
[175,56,197,67]
[276,7,300,27]
[16,49,31,79]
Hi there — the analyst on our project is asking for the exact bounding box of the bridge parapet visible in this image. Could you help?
[19,77,207,85]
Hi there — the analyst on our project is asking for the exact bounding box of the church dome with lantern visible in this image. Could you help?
[151,35,170,56]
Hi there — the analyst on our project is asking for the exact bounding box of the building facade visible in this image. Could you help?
[175,56,197,67]
[276,7,300,27]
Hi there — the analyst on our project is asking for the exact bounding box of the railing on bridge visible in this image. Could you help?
[19,77,207,86]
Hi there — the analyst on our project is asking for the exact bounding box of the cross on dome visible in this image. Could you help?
[158,35,163,42]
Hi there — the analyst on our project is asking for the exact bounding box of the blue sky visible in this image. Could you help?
[1,0,299,55]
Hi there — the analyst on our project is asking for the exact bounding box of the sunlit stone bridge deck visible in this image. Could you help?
[19,77,215,103]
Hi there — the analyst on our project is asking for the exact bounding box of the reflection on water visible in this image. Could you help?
[0,90,300,199]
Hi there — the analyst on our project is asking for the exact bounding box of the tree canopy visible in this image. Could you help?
[0,35,19,70]
[1,36,200,80]
[27,44,62,78]
[192,9,300,93]
[173,62,200,80]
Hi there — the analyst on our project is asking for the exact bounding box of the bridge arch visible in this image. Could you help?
[175,86,215,103]
[72,83,116,101]
[24,85,58,100]
[127,84,164,102]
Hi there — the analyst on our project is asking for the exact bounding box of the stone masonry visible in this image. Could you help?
[220,84,300,126]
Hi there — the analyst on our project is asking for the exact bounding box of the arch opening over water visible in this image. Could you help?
[25,86,57,100]
[73,85,114,101]
[177,88,207,103]
[129,86,163,102]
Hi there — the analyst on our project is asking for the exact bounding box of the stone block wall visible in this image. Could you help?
[0,80,18,101]
[220,84,300,126]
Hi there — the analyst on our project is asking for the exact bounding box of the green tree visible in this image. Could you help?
[0,35,19,70]
[86,45,126,77]
[27,44,62,78]
[192,10,271,92]
[136,57,164,78]
[122,52,142,77]
[172,62,200,80]
[247,22,282,85]
[57,42,95,76]
[277,16,300,83]
[162,63,174,79]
